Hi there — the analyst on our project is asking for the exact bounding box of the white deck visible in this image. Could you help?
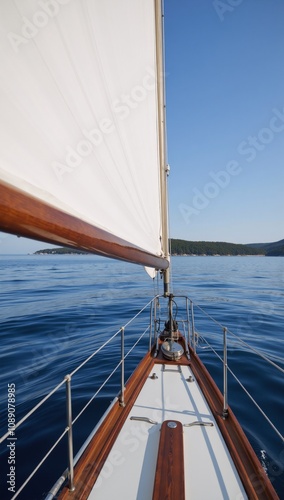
[89,362,247,499]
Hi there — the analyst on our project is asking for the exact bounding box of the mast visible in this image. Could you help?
[155,0,170,295]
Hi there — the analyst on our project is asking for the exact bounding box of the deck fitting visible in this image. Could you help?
[167,421,178,429]
[222,409,229,419]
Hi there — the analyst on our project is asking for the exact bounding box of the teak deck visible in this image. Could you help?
[152,420,185,500]
[59,342,278,500]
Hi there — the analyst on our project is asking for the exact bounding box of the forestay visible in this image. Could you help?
[0,0,167,267]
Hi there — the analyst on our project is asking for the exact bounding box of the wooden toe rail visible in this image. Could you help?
[189,348,279,499]
[59,352,154,499]
[152,420,185,500]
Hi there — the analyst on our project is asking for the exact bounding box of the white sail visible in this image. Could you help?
[0,0,167,263]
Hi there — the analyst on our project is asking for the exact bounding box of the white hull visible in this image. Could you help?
[91,362,247,499]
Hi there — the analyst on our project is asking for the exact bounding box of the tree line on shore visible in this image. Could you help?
[34,238,284,256]
[170,239,264,256]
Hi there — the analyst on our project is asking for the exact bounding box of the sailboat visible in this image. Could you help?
[0,0,282,498]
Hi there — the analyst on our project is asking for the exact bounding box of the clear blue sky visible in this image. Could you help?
[165,0,284,244]
[1,0,283,254]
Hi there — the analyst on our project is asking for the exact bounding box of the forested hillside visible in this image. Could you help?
[170,240,265,256]
[34,239,284,256]
[246,239,284,256]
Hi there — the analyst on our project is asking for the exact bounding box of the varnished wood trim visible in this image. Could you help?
[58,345,279,499]
[152,420,185,500]
[0,180,168,269]
[189,348,279,499]
[59,352,154,499]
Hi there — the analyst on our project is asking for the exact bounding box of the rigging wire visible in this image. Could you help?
[192,299,284,372]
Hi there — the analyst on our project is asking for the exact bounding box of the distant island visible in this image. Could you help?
[34,247,88,255]
[34,238,284,256]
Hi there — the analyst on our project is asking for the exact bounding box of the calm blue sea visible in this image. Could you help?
[0,255,283,499]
